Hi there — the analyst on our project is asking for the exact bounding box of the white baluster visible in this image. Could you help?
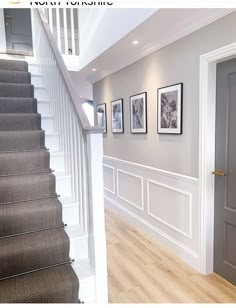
[48,8,53,34]
[56,8,62,52]
[70,9,75,56]
[63,9,68,56]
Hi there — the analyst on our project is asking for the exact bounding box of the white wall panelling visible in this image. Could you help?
[147,179,192,239]
[103,164,115,195]
[117,169,144,212]
[104,155,200,271]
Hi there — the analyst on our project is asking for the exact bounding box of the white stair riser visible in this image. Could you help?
[37,101,50,114]
[69,235,89,260]
[77,276,96,303]
[63,205,80,226]
[50,154,65,172]
[29,64,41,75]
[41,116,54,133]
[45,134,60,152]
[31,75,43,87]
[56,175,72,197]
[35,87,47,100]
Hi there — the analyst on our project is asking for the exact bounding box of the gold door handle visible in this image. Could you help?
[212,170,226,176]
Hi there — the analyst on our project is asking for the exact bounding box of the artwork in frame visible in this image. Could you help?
[157,83,183,134]
[111,98,124,133]
[96,103,107,133]
[130,92,147,134]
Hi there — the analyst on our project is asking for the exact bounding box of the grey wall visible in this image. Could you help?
[93,11,236,178]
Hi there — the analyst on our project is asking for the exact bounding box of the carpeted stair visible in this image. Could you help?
[0,59,79,303]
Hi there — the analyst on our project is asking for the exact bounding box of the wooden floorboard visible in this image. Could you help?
[105,208,236,303]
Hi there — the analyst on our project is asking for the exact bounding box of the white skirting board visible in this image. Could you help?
[103,155,200,272]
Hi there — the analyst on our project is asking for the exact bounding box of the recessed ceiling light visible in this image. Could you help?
[92,68,96,72]
[132,40,139,45]
[79,96,83,98]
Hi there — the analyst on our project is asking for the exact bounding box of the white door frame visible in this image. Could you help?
[0,9,6,52]
[199,42,236,275]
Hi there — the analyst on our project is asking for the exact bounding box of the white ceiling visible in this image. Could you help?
[77,8,235,86]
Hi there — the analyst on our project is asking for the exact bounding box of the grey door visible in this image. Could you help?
[4,9,33,55]
[214,58,236,285]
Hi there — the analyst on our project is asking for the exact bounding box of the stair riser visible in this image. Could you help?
[35,87,47,100]
[63,205,80,226]
[50,154,65,173]
[31,75,43,87]
[69,235,89,260]
[41,117,54,133]
[45,134,60,152]
[0,60,28,72]
[75,275,96,304]
[56,175,72,198]
[37,101,50,114]
[28,64,41,75]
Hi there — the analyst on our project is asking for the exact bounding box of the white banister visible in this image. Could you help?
[31,9,107,303]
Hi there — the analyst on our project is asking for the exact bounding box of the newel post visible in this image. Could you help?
[86,131,108,304]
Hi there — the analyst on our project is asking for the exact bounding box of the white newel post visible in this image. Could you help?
[86,132,108,304]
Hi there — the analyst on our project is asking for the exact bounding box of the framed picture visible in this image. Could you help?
[157,83,183,134]
[96,103,107,133]
[130,92,147,134]
[111,98,124,133]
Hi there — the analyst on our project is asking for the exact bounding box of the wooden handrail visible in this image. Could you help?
[37,9,103,134]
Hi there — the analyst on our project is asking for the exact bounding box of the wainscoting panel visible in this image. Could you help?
[103,155,200,271]
[103,164,115,194]
[117,169,144,211]
[147,180,192,239]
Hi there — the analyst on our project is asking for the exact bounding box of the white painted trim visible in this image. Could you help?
[0,9,6,52]
[103,164,115,195]
[117,168,144,212]
[104,155,198,184]
[199,42,236,275]
[105,196,200,271]
[147,179,192,239]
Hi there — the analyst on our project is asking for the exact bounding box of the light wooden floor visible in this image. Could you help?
[105,209,236,303]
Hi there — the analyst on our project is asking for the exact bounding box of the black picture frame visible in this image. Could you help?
[111,98,124,134]
[130,92,147,134]
[157,83,183,135]
[96,103,107,134]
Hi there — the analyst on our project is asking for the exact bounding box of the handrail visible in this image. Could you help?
[37,8,103,134]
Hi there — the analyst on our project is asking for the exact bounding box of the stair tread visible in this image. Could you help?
[0,83,34,98]
[0,130,45,151]
[0,114,41,132]
[0,264,79,303]
[0,59,28,72]
[0,197,63,237]
[0,228,69,279]
[0,70,31,84]
[0,172,56,204]
[0,98,37,114]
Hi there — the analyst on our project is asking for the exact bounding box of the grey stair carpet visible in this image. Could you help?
[0,264,79,303]
[0,83,34,98]
[0,150,50,175]
[0,198,63,237]
[0,114,41,131]
[0,131,45,151]
[0,98,37,114]
[0,70,31,84]
[0,59,79,303]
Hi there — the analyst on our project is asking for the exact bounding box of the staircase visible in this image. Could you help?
[0,59,79,303]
